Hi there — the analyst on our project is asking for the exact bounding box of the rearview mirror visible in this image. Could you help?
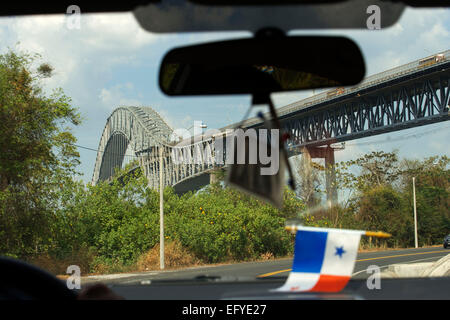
[159,36,365,96]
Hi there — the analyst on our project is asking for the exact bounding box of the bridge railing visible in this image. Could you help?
[234,50,450,128]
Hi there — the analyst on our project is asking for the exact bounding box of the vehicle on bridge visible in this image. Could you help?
[419,53,446,68]
[326,87,345,98]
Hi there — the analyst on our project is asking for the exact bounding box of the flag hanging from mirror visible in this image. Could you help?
[274,226,363,293]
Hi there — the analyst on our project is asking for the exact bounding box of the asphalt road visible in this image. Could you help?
[83,246,449,285]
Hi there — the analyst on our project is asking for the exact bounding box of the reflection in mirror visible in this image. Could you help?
[159,36,365,96]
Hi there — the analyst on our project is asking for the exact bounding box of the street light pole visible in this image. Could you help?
[413,177,418,248]
[186,121,207,145]
[187,121,207,136]
[159,146,165,269]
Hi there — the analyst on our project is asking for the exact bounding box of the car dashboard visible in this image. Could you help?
[105,277,450,300]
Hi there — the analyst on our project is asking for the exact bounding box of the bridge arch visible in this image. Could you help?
[92,106,173,184]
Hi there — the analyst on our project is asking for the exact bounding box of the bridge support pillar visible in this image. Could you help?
[324,146,338,208]
[303,145,338,208]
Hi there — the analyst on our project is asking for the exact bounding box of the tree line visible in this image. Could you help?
[294,150,449,248]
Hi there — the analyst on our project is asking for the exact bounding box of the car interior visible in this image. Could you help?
[0,0,449,301]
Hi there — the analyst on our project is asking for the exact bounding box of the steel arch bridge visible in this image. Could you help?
[91,106,220,191]
[92,51,450,195]
[92,106,173,184]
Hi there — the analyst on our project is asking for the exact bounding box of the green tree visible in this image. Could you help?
[339,151,400,193]
[0,49,81,258]
[399,156,449,245]
[356,185,413,247]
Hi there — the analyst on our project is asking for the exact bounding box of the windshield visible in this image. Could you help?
[0,2,449,297]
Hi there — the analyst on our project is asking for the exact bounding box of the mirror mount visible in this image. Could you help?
[252,92,270,106]
[254,27,286,39]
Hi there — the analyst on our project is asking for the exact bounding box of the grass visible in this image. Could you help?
[136,240,201,271]
[27,247,96,275]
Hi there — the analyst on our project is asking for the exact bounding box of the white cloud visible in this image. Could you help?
[0,13,161,92]
[358,7,450,74]
[385,22,404,37]
[99,83,143,109]
[81,13,157,50]
[160,113,192,131]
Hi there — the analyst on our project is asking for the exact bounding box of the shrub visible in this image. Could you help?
[136,240,200,271]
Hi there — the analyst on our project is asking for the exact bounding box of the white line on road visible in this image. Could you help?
[86,272,160,280]
[352,255,445,276]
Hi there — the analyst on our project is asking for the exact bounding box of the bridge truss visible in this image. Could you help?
[92,54,450,197]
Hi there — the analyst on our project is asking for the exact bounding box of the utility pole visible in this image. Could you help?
[159,146,165,269]
[413,177,418,248]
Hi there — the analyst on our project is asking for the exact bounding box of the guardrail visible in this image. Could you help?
[230,50,450,128]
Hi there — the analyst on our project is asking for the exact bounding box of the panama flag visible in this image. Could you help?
[275,226,363,293]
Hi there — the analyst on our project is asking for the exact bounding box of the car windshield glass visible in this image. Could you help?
[0,2,449,290]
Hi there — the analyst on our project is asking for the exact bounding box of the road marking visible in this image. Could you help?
[257,249,447,278]
[352,265,389,276]
[86,272,159,280]
[355,250,447,262]
[257,269,292,278]
[351,256,442,276]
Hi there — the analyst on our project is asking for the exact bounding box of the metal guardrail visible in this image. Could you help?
[232,50,450,128]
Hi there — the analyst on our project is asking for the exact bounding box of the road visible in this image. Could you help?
[83,246,449,285]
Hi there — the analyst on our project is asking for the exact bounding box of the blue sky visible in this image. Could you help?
[0,7,449,184]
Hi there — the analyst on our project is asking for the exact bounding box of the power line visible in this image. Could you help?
[73,144,139,159]
[72,124,450,156]
[344,125,450,147]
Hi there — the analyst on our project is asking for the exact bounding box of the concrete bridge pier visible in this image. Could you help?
[302,145,338,208]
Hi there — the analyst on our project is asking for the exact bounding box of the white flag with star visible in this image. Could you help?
[274,226,363,292]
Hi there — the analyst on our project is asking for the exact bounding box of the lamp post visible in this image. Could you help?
[160,121,207,270]
[187,121,207,138]
[413,177,418,248]
[159,146,164,269]
[186,122,207,130]
[186,121,207,145]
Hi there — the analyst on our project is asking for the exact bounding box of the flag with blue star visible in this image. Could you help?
[274,226,363,293]
[335,246,346,258]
